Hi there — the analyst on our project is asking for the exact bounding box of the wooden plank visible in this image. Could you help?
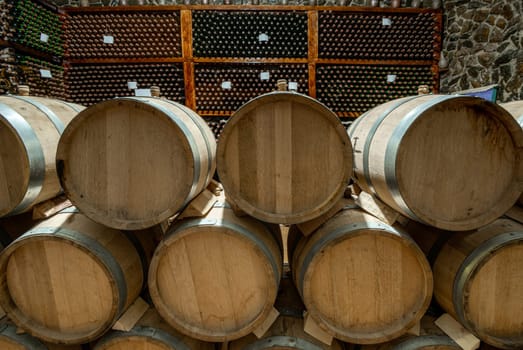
[252,307,279,338]
[307,10,318,98]
[303,312,333,345]
[112,297,149,332]
[354,191,400,225]
[177,189,218,220]
[207,179,223,196]
[193,57,309,64]
[32,195,73,220]
[316,58,434,65]
[65,57,184,64]
[435,314,480,350]
[181,9,197,110]
[63,4,441,13]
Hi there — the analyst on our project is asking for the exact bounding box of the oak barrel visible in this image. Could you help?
[56,97,216,230]
[0,95,84,217]
[291,207,433,344]
[500,100,523,206]
[216,91,353,224]
[94,308,214,350]
[0,208,150,344]
[227,316,344,350]
[348,95,523,231]
[148,201,283,342]
[407,218,523,349]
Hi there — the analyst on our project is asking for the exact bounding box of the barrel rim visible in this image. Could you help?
[56,97,197,230]
[298,210,433,344]
[0,323,48,350]
[148,219,281,342]
[0,225,126,344]
[216,91,353,224]
[95,326,191,350]
[390,334,460,350]
[453,230,523,348]
[0,102,43,217]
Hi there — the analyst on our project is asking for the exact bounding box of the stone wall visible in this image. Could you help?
[440,0,522,101]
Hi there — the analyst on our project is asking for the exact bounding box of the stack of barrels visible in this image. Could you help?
[0,82,522,350]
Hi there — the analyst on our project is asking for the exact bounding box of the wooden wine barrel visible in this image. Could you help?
[407,218,523,350]
[291,207,433,344]
[0,208,151,344]
[217,91,353,224]
[227,316,344,350]
[0,95,84,217]
[500,100,523,206]
[0,321,84,350]
[94,308,214,350]
[148,201,283,342]
[56,97,216,230]
[348,95,523,231]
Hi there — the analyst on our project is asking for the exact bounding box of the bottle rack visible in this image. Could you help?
[16,54,67,98]
[63,11,182,60]
[12,0,63,57]
[0,0,67,97]
[64,62,185,106]
[194,62,309,115]
[61,5,442,123]
[316,64,436,117]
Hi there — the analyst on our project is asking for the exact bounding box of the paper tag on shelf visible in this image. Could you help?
[103,35,114,44]
[135,89,151,97]
[127,81,138,89]
[39,33,49,43]
[258,33,269,43]
[387,74,396,83]
[221,81,232,90]
[382,18,392,26]
[40,69,52,78]
[288,81,298,91]
[260,72,270,81]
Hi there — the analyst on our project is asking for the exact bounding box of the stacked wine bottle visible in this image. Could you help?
[0,0,14,42]
[193,11,308,58]
[319,11,438,60]
[204,117,228,141]
[316,64,435,115]
[64,12,182,59]
[195,63,308,113]
[16,54,67,99]
[11,0,63,57]
[65,63,185,106]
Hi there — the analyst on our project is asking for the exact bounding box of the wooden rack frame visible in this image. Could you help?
[62,5,443,117]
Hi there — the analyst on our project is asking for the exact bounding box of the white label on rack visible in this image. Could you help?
[382,18,392,26]
[387,74,397,83]
[40,33,49,43]
[221,81,232,90]
[135,88,151,97]
[103,35,114,44]
[40,69,52,78]
[258,33,269,43]
[127,81,138,89]
[288,81,298,91]
[260,72,270,81]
